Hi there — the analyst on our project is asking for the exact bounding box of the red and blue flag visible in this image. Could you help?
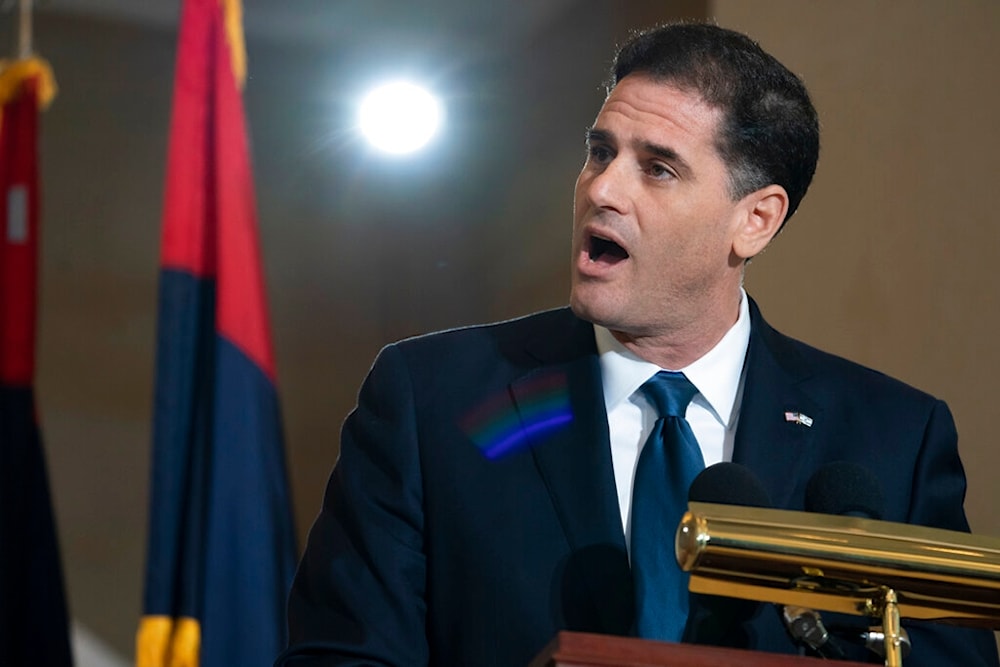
[0,56,73,667]
[137,1,297,664]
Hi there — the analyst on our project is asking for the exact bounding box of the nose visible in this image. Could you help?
[579,157,629,215]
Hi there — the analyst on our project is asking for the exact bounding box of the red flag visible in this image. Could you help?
[137,1,297,665]
[0,57,73,666]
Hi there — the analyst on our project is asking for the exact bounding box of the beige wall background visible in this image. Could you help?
[4,0,996,658]
[716,0,1000,534]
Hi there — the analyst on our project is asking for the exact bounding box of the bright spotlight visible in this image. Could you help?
[358,81,443,155]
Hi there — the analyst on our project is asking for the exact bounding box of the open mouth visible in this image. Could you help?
[588,234,629,264]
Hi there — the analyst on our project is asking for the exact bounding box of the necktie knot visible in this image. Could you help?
[640,370,697,418]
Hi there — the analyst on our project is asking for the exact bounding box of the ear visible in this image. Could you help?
[732,185,788,260]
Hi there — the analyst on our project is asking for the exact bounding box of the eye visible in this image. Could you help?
[587,144,614,165]
[647,161,676,180]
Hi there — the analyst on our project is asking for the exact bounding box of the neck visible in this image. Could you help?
[612,290,742,369]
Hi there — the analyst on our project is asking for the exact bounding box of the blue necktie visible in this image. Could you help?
[631,370,705,641]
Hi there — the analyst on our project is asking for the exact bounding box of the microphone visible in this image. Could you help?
[781,605,846,659]
[683,463,771,648]
[688,462,772,509]
[785,461,885,659]
[805,460,886,520]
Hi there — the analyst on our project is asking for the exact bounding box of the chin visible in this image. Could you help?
[569,289,620,328]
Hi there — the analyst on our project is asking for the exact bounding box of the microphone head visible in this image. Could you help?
[689,462,773,508]
[805,461,886,520]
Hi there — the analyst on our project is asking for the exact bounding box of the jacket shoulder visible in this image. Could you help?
[383,307,589,363]
[750,299,941,407]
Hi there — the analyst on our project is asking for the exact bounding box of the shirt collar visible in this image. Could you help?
[594,289,751,427]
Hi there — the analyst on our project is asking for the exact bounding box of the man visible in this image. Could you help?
[277,23,1000,666]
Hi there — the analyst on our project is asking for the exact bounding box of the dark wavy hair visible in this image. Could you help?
[610,22,820,227]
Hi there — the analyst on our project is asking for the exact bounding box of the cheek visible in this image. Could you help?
[686,202,739,251]
[643,216,727,274]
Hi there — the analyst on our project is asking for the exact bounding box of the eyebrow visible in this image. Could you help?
[585,127,693,179]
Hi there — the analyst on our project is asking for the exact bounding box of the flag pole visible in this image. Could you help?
[18,0,32,58]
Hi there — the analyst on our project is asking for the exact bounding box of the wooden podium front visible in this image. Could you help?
[529,631,871,667]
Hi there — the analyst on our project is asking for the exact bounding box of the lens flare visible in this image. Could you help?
[358,81,443,155]
[461,372,573,460]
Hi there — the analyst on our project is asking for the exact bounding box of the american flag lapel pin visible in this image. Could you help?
[784,411,814,427]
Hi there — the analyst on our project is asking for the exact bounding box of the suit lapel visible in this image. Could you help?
[513,311,624,551]
[511,311,633,634]
[734,300,824,509]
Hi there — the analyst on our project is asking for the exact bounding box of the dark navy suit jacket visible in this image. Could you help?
[277,301,999,666]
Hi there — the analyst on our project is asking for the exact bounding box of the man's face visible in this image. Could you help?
[570,74,752,341]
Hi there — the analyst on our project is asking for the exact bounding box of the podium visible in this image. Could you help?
[529,631,871,667]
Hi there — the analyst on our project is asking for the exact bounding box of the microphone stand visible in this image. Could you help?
[865,587,903,667]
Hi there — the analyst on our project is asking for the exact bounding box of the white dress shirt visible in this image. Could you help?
[595,290,751,543]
